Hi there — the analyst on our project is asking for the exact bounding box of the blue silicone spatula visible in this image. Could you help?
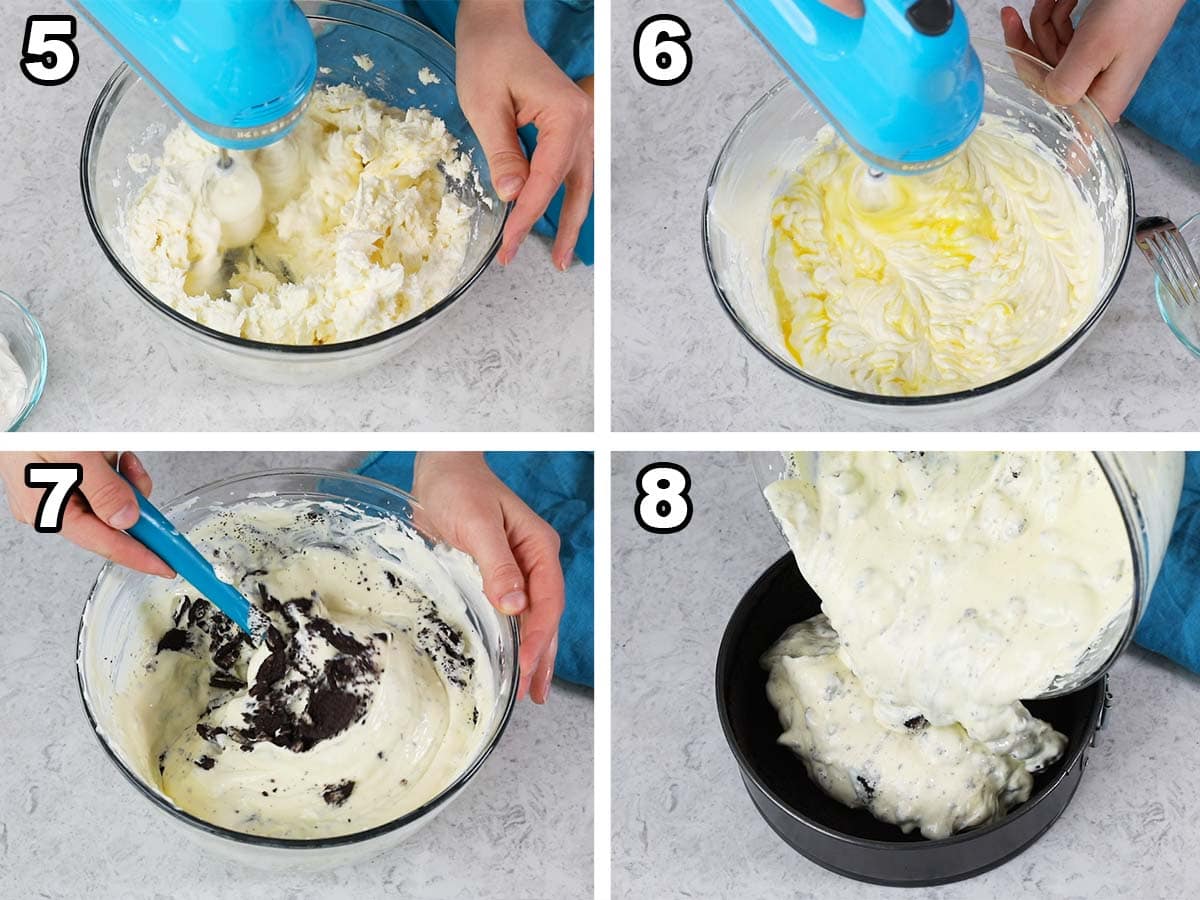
[123,481,261,640]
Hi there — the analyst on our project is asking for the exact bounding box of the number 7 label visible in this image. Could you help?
[24,463,82,533]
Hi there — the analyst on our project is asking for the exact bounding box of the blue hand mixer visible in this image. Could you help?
[70,0,317,151]
[728,0,985,173]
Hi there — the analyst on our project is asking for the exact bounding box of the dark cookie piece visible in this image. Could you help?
[196,723,226,743]
[856,775,877,802]
[195,755,216,770]
[156,628,192,654]
[307,616,370,657]
[904,716,929,731]
[322,780,355,807]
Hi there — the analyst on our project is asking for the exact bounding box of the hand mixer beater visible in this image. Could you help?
[71,0,317,286]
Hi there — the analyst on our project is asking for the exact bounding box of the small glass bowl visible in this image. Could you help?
[0,290,48,430]
[77,469,519,870]
[1153,213,1200,357]
[80,0,507,385]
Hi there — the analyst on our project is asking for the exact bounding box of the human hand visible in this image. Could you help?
[412,452,564,703]
[456,0,593,271]
[0,452,173,577]
[1001,0,1184,122]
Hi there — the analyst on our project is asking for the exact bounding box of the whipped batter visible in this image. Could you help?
[765,451,1131,772]
[126,83,478,345]
[113,502,494,839]
[0,334,28,426]
[763,615,1035,840]
[768,116,1104,395]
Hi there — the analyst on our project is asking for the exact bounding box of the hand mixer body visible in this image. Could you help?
[728,0,984,173]
[71,0,317,150]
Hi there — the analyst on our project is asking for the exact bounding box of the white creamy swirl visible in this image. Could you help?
[126,83,477,345]
[764,451,1130,767]
[763,615,1036,840]
[768,117,1103,395]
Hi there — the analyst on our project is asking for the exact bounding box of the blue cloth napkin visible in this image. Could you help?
[1135,452,1200,672]
[357,452,594,688]
[379,1,595,264]
[1124,1,1200,166]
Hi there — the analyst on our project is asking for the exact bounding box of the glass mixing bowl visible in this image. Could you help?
[751,451,1183,697]
[704,39,1134,426]
[77,469,519,870]
[81,0,507,385]
[0,290,47,430]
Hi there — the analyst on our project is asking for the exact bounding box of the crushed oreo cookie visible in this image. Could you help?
[322,780,355,807]
[903,715,929,731]
[195,755,216,770]
[414,598,474,689]
[856,774,877,802]
[226,589,380,754]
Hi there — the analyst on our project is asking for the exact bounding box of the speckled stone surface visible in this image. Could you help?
[612,451,1200,898]
[0,452,593,899]
[0,0,592,432]
[613,0,1200,431]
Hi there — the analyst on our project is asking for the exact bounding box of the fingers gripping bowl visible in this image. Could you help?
[703,39,1134,425]
[81,0,508,385]
[77,470,518,870]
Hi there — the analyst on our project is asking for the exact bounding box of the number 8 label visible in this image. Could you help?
[635,463,693,534]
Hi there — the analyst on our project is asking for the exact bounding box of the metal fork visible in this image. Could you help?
[1135,215,1200,307]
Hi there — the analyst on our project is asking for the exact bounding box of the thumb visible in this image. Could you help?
[78,455,140,530]
[463,525,528,616]
[469,103,530,204]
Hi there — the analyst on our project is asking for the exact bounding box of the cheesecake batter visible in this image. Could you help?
[0,334,28,426]
[125,83,478,345]
[769,116,1104,395]
[763,615,1035,840]
[765,452,1129,772]
[112,501,495,839]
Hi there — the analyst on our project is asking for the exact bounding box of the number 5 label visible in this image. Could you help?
[635,463,693,534]
[24,463,82,533]
[21,15,79,87]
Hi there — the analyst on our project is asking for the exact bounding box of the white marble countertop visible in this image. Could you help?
[1,0,592,432]
[613,0,1200,432]
[612,451,1200,898]
[0,451,593,899]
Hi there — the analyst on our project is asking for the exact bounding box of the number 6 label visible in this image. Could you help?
[24,463,82,533]
[633,15,692,86]
[21,15,80,87]
[635,463,693,535]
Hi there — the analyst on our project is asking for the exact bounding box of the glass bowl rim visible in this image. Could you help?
[702,38,1135,408]
[76,466,520,850]
[79,0,510,357]
[0,289,48,431]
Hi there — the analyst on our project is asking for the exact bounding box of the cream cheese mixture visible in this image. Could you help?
[125,83,478,345]
[762,615,1034,840]
[768,117,1104,395]
[0,334,28,426]
[112,502,494,839]
[765,451,1130,766]
[760,451,1143,838]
